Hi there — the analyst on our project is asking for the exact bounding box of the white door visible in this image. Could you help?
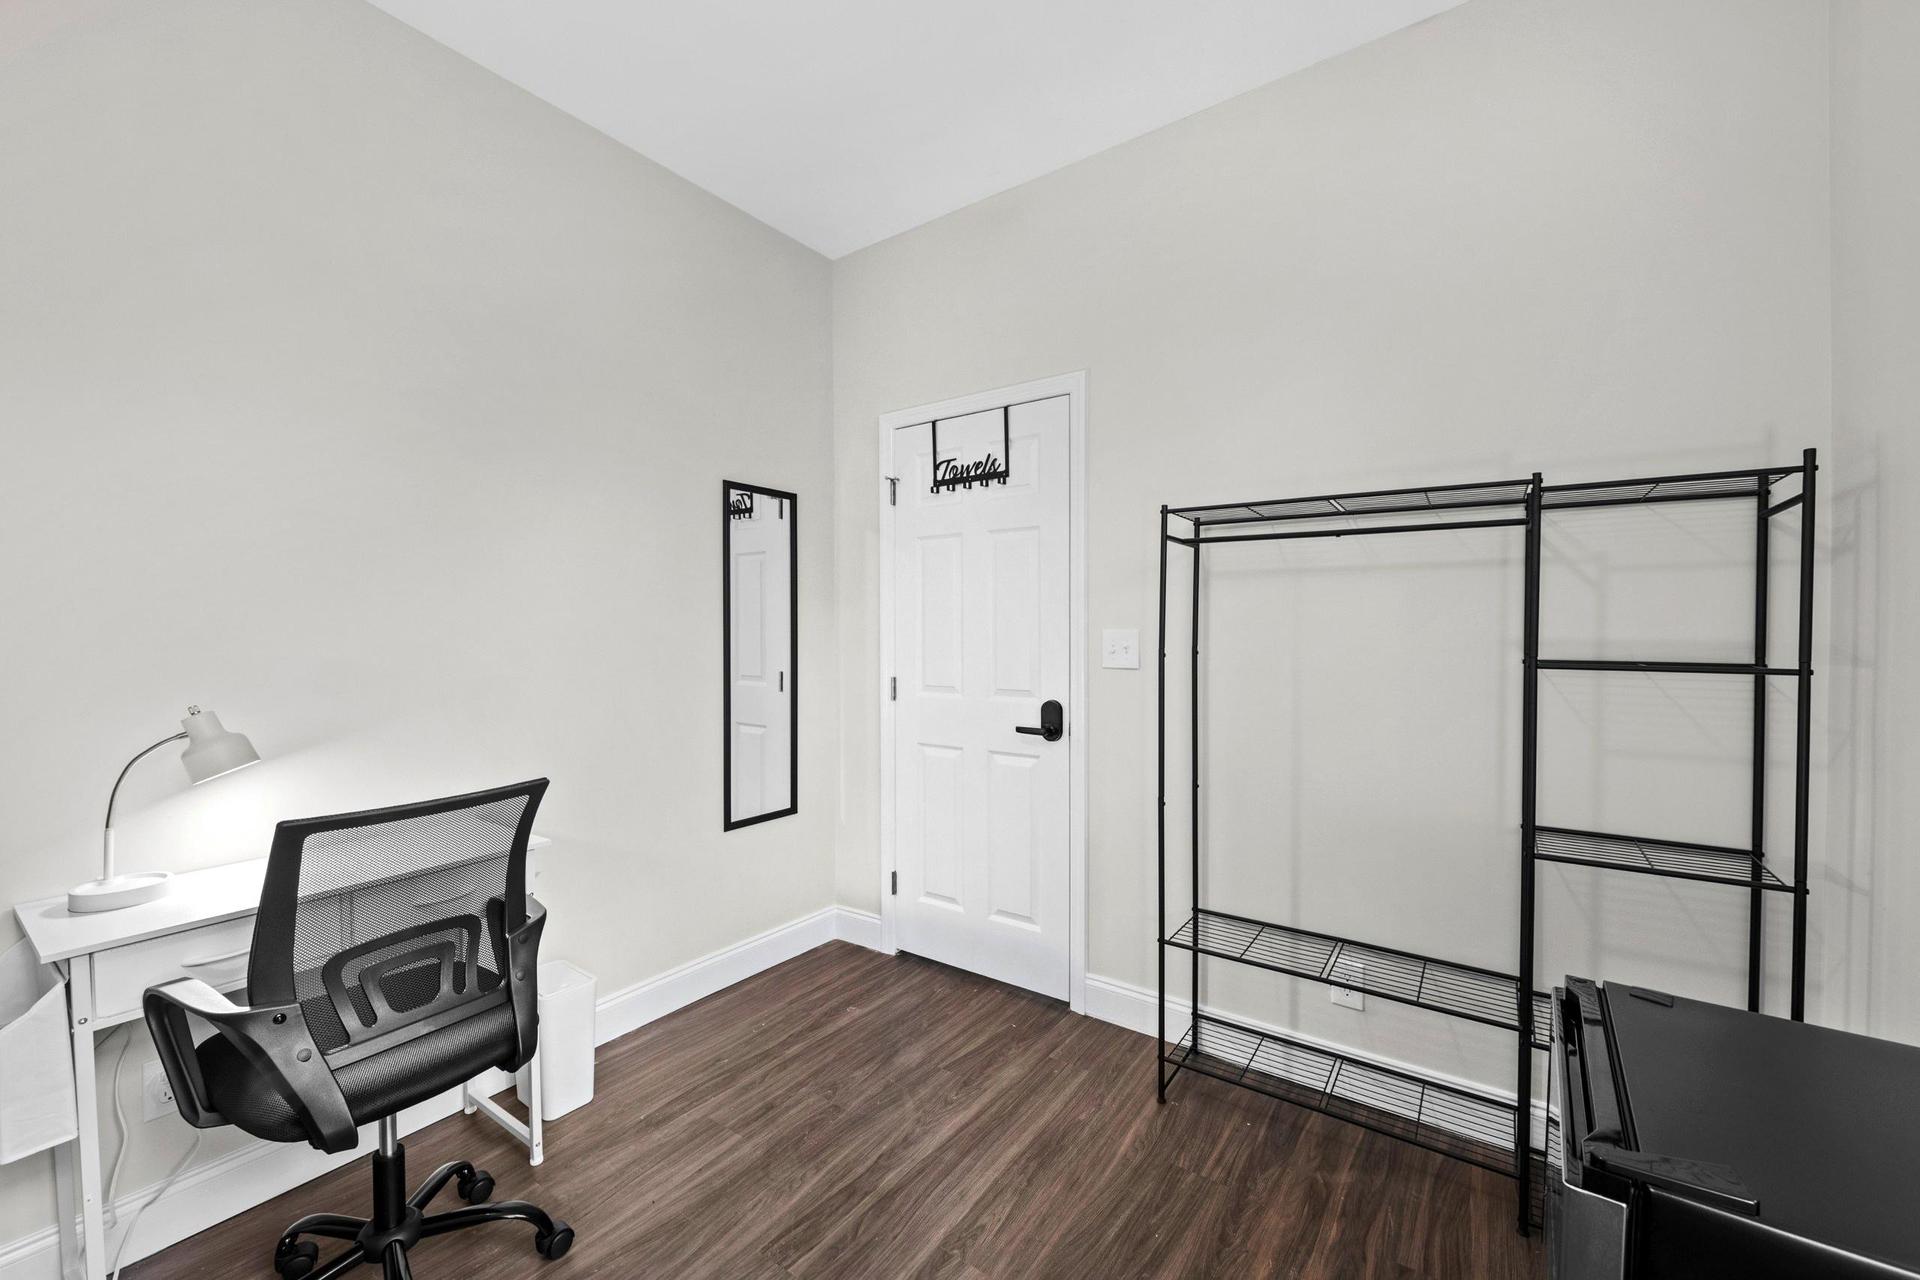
[729,489,792,820]
[892,396,1070,999]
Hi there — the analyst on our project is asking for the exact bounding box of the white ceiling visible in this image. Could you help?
[366,0,1463,259]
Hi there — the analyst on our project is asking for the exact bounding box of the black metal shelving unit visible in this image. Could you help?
[1516,452,1818,1233]
[1154,452,1816,1237]
[1155,476,1550,1228]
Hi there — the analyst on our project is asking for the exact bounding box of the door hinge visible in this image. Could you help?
[889,676,896,701]
[886,476,898,506]
[890,871,898,896]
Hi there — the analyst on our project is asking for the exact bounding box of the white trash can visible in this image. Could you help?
[516,961,595,1121]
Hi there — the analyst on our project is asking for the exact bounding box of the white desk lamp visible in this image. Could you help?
[69,706,261,913]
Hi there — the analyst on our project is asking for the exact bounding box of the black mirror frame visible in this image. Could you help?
[722,480,799,831]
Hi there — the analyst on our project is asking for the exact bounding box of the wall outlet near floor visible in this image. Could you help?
[1331,985,1365,1011]
[142,1058,176,1123]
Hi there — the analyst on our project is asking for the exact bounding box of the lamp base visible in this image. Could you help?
[68,872,172,914]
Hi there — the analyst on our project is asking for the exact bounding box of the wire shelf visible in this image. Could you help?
[1537,658,1803,676]
[1533,826,1793,891]
[1163,1012,1521,1177]
[1166,910,1547,1038]
[1170,479,1533,528]
[1541,466,1802,511]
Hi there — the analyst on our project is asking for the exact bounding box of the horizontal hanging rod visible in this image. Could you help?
[1536,658,1805,676]
[1191,516,1529,545]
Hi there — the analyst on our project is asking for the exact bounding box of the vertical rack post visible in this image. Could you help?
[1515,472,1543,1234]
[1791,449,1816,1021]
[1156,507,1171,1098]
[1190,529,1202,1059]
[1749,478,1770,1012]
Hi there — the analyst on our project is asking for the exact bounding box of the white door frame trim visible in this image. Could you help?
[876,370,1089,1014]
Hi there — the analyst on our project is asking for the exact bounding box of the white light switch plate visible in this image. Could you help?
[1102,628,1140,669]
[1332,986,1365,1011]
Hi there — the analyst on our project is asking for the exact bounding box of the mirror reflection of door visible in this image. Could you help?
[724,482,796,829]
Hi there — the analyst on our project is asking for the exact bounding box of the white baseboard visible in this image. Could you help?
[1,905,881,1280]
[594,905,842,1043]
[832,906,882,950]
[1083,973,1555,1149]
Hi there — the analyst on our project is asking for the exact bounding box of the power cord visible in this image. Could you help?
[103,1027,200,1279]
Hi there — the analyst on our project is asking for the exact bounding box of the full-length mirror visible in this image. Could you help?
[723,481,797,829]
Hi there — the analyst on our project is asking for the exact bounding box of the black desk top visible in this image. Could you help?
[1606,986,1920,1271]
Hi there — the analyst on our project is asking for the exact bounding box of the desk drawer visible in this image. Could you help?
[93,915,255,1024]
[350,858,509,938]
[85,857,536,1025]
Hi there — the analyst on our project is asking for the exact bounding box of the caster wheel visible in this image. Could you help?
[275,1240,319,1278]
[534,1222,574,1261]
[458,1169,495,1204]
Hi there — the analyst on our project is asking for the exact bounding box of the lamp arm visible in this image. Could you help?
[104,732,190,831]
[102,732,188,881]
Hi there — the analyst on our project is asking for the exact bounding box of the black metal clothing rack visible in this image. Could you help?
[1154,451,1816,1236]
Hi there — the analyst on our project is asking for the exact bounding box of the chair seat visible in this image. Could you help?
[198,999,520,1145]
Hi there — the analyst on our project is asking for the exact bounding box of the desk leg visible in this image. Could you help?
[468,1065,542,1167]
[52,1142,79,1280]
[66,956,108,1280]
[526,1053,544,1167]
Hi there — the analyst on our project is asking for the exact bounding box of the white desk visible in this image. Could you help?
[13,836,549,1280]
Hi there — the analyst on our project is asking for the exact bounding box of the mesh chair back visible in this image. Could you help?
[247,780,547,1064]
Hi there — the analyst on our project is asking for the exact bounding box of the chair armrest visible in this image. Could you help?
[142,981,225,1129]
[489,896,547,1071]
[142,979,360,1154]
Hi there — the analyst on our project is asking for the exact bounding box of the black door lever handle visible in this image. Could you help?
[1015,699,1064,742]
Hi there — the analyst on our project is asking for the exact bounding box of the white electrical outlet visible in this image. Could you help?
[142,1059,176,1123]
[1331,985,1365,1011]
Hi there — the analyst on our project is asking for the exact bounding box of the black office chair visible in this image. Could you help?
[144,780,574,1279]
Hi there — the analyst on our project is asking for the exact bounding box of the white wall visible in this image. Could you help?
[0,0,832,1251]
[6,0,1914,1264]
[832,0,1838,1094]
[1830,0,1920,1046]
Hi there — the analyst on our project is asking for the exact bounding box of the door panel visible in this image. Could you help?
[991,527,1040,694]
[892,395,1069,999]
[919,743,964,907]
[917,535,964,694]
[987,749,1040,926]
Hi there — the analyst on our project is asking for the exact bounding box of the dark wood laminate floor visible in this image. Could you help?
[131,942,1544,1280]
